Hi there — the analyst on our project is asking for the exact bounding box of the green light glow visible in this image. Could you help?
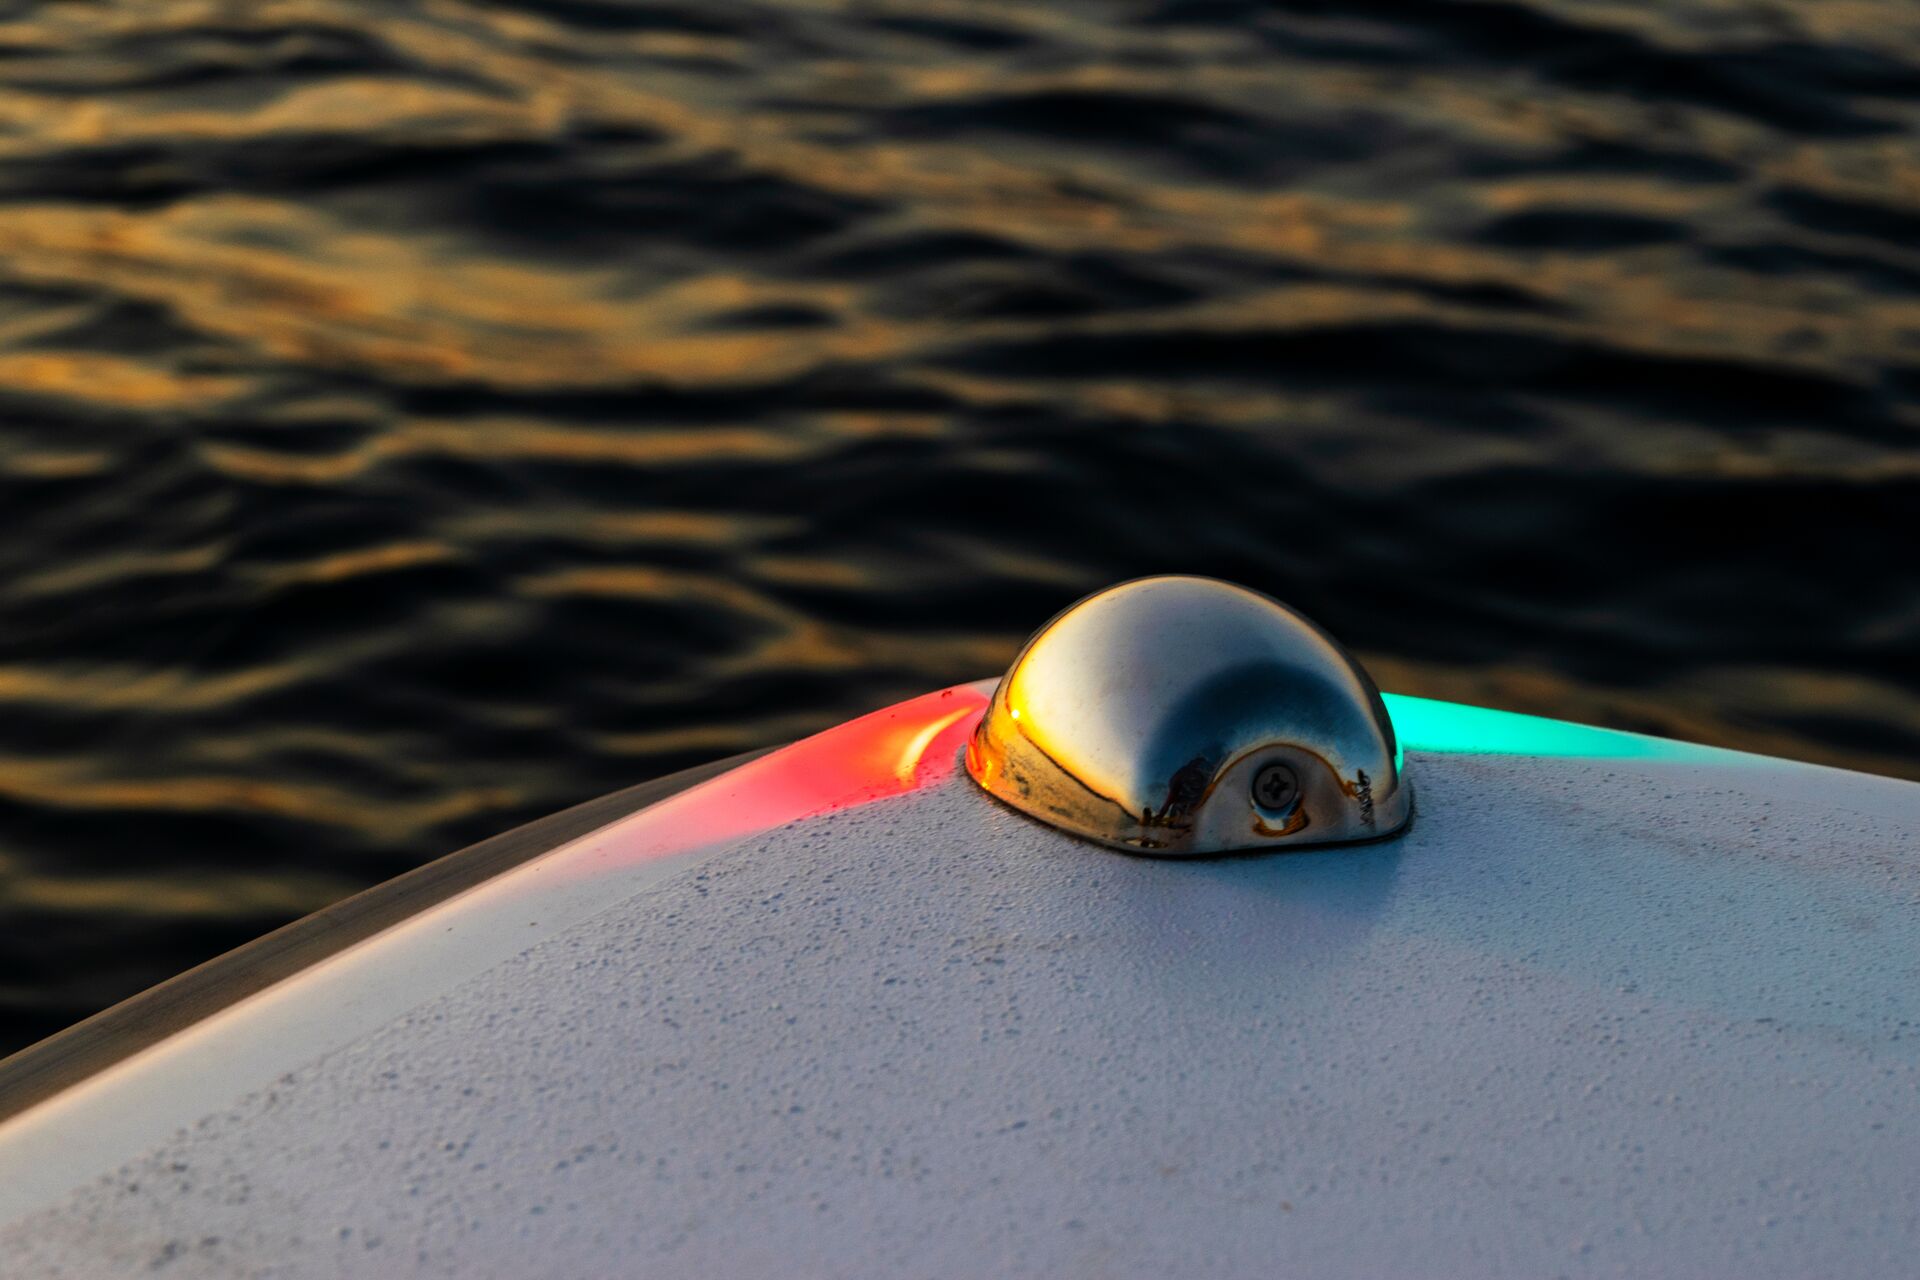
[1382,692,1714,761]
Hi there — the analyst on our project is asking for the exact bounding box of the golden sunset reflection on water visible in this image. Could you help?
[1,0,1917,1048]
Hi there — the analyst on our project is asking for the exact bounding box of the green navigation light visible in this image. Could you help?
[1382,693,1712,761]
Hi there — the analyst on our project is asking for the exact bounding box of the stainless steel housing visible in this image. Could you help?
[966,576,1410,856]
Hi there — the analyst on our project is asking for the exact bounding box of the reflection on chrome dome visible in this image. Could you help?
[966,576,1410,857]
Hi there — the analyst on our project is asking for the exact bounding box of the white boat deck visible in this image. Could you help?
[1,686,1917,1276]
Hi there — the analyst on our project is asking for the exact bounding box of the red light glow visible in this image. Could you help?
[567,683,991,875]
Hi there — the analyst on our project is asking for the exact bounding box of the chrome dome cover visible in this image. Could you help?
[965,576,1410,856]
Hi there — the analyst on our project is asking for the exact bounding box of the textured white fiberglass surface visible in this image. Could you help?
[3,750,1919,1277]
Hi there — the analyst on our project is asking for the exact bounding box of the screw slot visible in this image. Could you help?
[1252,762,1299,812]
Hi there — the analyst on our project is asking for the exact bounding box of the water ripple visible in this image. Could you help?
[1,0,1918,1051]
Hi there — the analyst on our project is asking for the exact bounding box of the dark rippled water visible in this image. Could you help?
[1,0,1918,1054]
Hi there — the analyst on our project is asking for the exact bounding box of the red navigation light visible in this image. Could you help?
[573,684,991,875]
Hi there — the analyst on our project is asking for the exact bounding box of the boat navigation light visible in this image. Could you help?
[965,576,1411,856]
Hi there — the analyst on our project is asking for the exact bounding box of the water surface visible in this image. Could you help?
[2,0,1918,1054]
